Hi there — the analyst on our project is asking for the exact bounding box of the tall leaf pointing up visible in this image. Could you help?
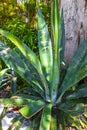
[51,0,61,101]
[38,7,53,83]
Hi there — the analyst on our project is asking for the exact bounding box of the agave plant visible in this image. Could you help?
[0,0,87,129]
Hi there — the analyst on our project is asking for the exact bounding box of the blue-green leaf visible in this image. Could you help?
[58,38,87,100]
[0,42,45,98]
[60,9,65,64]
[66,84,87,100]
[59,100,84,116]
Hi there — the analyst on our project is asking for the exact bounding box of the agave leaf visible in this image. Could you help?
[57,110,67,130]
[66,84,87,100]
[17,87,45,101]
[59,100,85,116]
[60,9,65,64]
[0,30,46,90]
[11,114,23,123]
[14,47,49,95]
[65,97,87,105]
[58,38,87,100]
[0,30,50,100]
[26,112,41,130]
[50,115,57,130]
[20,87,43,97]
[51,0,61,101]
[0,31,50,101]
[38,7,53,83]
[0,42,45,98]
[0,97,29,107]
[9,116,24,129]
[21,45,50,101]
[39,104,52,130]
[16,94,43,101]
[0,29,41,71]
[19,100,45,118]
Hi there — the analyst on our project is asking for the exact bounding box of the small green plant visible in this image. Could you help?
[0,0,87,129]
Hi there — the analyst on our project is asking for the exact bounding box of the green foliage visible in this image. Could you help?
[0,68,17,96]
[0,0,87,129]
[40,1,51,32]
[2,18,38,52]
[0,0,38,71]
[0,0,38,51]
[0,0,24,26]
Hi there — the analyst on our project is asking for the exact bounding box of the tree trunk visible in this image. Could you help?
[61,0,87,64]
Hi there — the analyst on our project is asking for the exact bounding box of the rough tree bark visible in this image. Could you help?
[61,0,87,64]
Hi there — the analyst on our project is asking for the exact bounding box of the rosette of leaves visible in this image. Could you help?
[0,0,87,129]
